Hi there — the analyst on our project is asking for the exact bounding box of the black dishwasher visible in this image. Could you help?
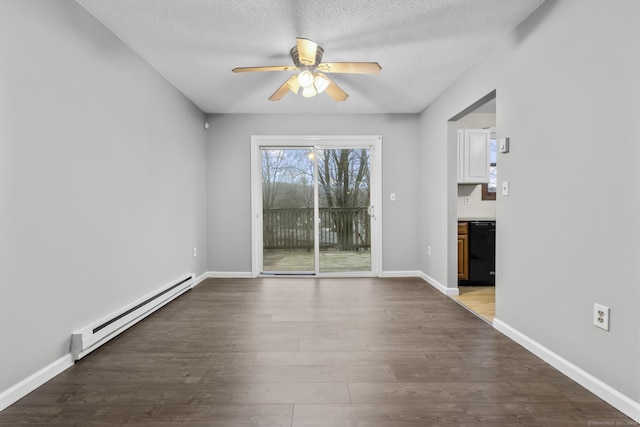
[468,221,496,285]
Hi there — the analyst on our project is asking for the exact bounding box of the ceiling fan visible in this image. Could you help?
[232,38,381,102]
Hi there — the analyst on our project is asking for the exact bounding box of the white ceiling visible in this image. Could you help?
[76,0,544,115]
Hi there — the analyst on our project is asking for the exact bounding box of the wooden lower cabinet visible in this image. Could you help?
[458,222,469,280]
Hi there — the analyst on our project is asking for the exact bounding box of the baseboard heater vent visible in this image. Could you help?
[71,274,194,360]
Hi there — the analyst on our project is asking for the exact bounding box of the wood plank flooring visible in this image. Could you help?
[0,277,633,426]
[452,286,496,323]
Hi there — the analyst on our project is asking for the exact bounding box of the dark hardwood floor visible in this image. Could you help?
[0,277,633,426]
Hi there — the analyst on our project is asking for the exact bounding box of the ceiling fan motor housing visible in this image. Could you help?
[290,44,324,69]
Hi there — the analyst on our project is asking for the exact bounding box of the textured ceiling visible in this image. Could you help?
[76,0,544,114]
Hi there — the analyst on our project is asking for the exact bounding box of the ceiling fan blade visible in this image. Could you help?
[296,38,318,66]
[232,65,298,73]
[323,77,349,102]
[317,62,381,74]
[286,75,301,94]
[269,75,300,101]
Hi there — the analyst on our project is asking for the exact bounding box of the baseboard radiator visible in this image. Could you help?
[71,274,194,360]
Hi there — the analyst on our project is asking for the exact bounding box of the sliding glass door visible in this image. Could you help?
[253,136,380,277]
[316,148,371,273]
[261,148,315,274]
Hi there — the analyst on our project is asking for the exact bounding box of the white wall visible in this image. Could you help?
[419,0,639,408]
[456,113,496,129]
[457,184,495,220]
[205,114,419,274]
[0,0,207,393]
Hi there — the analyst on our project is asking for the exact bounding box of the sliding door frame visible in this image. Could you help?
[251,135,382,278]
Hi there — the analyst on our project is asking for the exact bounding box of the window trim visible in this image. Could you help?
[481,182,496,200]
[482,128,497,201]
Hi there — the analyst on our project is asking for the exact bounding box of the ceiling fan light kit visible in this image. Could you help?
[297,70,314,88]
[232,38,381,102]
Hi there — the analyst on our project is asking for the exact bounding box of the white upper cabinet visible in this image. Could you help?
[457,129,490,183]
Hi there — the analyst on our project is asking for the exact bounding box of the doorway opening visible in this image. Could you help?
[251,135,382,277]
[449,91,497,322]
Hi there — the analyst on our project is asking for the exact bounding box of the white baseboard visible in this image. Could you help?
[206,271,253,279]
[418,271,459,296]
[209,271,436,281]
[493,318,640,423]
[0,353,74,412]
[381,270,421,278]
[193,271,210,287]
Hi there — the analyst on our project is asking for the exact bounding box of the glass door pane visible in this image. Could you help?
[261,148,315,274]
[316,148,371,273]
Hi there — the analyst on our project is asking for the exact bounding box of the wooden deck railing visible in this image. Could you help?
[263,207,370,250]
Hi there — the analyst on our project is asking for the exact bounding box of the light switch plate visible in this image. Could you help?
[502,181,509,196]
[499,137,510,153]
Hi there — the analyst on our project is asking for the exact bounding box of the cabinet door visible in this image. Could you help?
[458,234,469,280]
[462,129,490,183]
[457,129,464,183]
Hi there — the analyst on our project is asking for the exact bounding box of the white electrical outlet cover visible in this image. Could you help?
[594,303,610,331]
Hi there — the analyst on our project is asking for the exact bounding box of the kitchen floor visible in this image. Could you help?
[451,286,495,323]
